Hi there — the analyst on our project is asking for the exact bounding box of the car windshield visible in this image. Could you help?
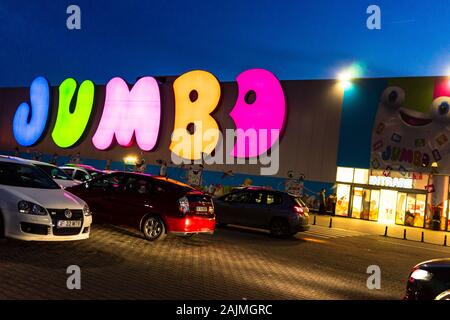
[0,162,61,189]
[36,164,72,180]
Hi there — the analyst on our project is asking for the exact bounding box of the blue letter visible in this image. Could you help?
[13,77,50,146]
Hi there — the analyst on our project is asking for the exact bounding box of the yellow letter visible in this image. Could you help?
[170,70,220,160]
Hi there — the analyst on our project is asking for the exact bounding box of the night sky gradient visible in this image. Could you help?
[0,0,448,86]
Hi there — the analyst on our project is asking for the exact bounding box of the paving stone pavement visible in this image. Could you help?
[0,223,447,300]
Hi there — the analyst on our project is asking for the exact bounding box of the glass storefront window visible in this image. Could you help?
[447,201,450,231]
[353,169,369,184]
[395,193,407,225]
[443,200,448,231]
[359,189,371,220]
[336,184,351,216]
[404,194,417,227]
[352,187,363,219]
[336,167,354,183]
[369,190,380,221]
[414,194,426,227]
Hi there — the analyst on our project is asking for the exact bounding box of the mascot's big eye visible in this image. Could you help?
[388,91,398,103]
[438,101,449,115]
[431,97,450,122]
[381,86,405,109]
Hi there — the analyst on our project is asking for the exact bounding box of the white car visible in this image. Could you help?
[25,159,81,188]
[0,156,92,241]
[60,164,103,182]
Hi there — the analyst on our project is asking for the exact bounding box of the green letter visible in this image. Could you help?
[52,78,94,148]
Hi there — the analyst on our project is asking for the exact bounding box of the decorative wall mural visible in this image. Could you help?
[371,77,450,174]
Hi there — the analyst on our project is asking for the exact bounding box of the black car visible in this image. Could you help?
[404,259,450,300]
[213,187,309,237]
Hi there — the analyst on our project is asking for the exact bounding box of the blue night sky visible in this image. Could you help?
[0,0,449,86]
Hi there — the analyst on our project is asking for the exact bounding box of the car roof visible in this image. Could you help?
[152,176,194,189]
[60,166,87,172]
[0,155,32,165]
[415,258,450,269]
[0,156,62,169]
[64,163,101,171]
[22,158,58,168]
[233,186,283,193]
[105,171,194,189]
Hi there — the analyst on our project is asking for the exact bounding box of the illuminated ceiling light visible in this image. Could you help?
[123,155,138,165]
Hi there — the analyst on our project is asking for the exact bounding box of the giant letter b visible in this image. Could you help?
[170,70,221,160]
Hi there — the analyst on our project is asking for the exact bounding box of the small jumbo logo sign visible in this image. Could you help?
[64,209,73,219]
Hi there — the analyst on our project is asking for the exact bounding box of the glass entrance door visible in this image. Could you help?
[378,190,398,225]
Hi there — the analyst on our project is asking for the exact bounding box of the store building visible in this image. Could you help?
[1,72,450,232]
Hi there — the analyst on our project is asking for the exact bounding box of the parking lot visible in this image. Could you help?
[1,223,448,300]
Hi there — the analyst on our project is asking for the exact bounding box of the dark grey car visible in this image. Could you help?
[213,188,310,237]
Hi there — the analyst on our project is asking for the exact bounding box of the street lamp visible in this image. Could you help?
[338,71,353,90]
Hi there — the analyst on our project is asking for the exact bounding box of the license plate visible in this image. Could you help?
[57,220,82,228]
[196,206,208,212]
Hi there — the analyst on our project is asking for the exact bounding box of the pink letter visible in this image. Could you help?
[229,69,286,157]
[92,77,161,151]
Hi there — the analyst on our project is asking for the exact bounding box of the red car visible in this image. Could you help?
[67,171,215,241]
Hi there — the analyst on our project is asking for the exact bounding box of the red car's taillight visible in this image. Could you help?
[293,205,305,216]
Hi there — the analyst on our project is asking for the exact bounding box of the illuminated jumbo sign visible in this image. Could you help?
[230,69,286,158]
[368,175,413,189]
[92,77,161,151]
[169,70,221,160]
[13,77,50,147]
[13,69,286,160]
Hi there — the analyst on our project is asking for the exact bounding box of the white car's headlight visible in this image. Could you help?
[82,204,91,216]
[18,201,47,216]
[410,269,433,281]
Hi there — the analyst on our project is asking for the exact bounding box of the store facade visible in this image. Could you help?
[1,72,450,233]
[335,167,450,231]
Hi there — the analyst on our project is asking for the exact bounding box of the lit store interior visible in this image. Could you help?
[335,166,449,231]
